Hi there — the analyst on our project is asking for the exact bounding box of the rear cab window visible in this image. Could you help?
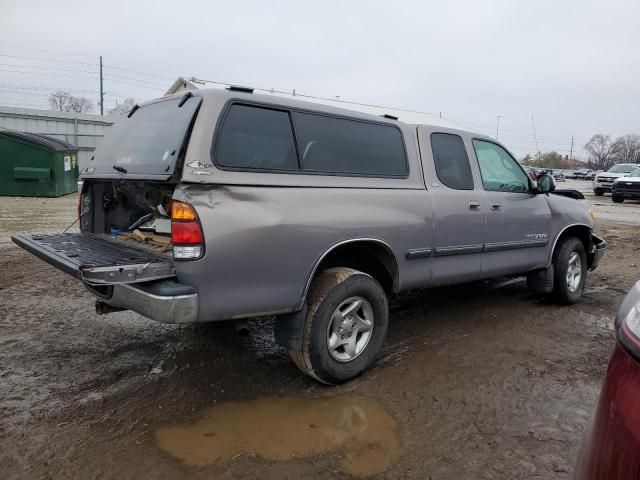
[430,133,474,190]
[87,96,201,177]
[212,103,408,178]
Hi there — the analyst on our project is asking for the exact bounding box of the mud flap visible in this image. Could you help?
[527,266,554,294]
[274,305,308,350]
[588,233,607,271]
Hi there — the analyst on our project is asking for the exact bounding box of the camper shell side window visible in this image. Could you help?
[211,101,409,178]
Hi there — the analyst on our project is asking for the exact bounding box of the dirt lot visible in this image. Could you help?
[1,181,639,479]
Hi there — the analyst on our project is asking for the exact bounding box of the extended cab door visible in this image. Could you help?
[470,139,552,276]
[418,128,485,285]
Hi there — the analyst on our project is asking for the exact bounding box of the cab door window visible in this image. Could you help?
[472,140,530,193]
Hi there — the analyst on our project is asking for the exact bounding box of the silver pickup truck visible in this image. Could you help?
[13,88,606,384]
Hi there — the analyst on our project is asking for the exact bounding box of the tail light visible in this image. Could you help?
[619,304,640,358]
[171,201,204,260]
[616,281,640,360]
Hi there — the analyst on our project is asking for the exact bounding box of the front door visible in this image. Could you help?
[420,129,485,285]
[471,139,552,277]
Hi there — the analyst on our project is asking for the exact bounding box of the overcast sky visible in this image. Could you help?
[1,0,639,158]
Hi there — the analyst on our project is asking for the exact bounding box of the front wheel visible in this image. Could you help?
[290,268,388,384]
[593,188,604,196]
[552,237,587,305]
[612,194,624,203]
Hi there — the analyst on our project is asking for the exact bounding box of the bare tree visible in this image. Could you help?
[48,90,73,112]
[611,134,640,164]
[48,90,94,113]
[107,98,137,115]
[584,134,619,170]
[68,96,94,113]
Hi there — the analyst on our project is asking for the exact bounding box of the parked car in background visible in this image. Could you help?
[611,167,640,203]
[11,88,607,384]
[574,168,593,180]
[551,169,566,182]
[593,164,640,196]
[574,280,640,479]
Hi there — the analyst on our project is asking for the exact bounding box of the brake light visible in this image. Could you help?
[172,222,203,245]
[171,201,204,260]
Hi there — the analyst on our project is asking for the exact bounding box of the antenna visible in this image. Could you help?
[531,114,540,157]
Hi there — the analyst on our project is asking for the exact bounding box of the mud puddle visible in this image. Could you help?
[155,394,399,477]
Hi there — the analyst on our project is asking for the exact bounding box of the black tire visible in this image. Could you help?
[290,267,388,384]
[593,188,604,196]
[612,194,624,203]
[552,237,587,305]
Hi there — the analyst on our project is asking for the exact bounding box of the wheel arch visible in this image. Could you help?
[547,223,593,267]
[298,238,399,308]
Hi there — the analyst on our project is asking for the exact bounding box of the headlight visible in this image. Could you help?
[588,208,596,221]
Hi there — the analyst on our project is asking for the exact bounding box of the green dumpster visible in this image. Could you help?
[0,130,79,197]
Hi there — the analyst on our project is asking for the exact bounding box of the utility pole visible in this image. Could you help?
[99,55,104,116]
[569,134,574,164]
[495,115,501,140]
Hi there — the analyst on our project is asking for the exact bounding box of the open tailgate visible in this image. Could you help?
[12,233,175,285]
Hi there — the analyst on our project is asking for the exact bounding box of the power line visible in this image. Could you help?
[102,77,166,91]
[0,68,98,80]
[0,44,97,60]
[102,64,175,82]
[0,62,97,75]
[102,72,167,88]
[0,53,97,66]
[0,83,100,94]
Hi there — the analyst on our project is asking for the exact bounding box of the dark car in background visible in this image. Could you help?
[611,167,640,203]
[574,168,593,180]
[574,280,640,479]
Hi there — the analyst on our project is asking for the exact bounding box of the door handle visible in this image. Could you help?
[490,201,502,210]
[468,201,481,210]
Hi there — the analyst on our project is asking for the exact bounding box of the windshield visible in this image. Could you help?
[608,164,637,173]
[628,168,640,177]
[87,96,201,176]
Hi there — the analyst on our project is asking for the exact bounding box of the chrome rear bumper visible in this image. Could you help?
[88,280,198,324]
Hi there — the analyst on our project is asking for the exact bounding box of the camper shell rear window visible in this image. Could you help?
[88,96,201,177]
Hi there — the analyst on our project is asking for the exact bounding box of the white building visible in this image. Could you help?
[0,106,118,169]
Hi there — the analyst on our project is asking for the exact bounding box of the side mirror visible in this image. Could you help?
[536,173,556,194]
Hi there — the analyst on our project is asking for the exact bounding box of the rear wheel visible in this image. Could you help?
[612,194,624,203]
[290,267,388,384]
[593,188,604,196]
[552,237,587,305]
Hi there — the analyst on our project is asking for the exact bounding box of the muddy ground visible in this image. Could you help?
[1,181,639,479]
